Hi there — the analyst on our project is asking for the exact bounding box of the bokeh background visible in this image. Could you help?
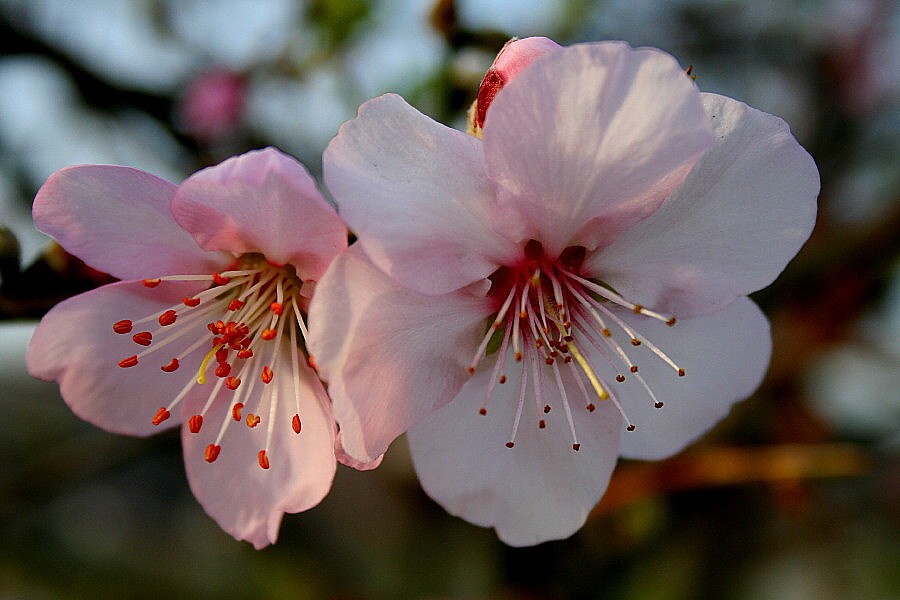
[0,1,898,598]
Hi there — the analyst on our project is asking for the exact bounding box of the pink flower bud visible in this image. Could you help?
[470,37,561,134]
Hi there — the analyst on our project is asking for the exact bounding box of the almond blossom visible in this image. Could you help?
[27,148,350,548]
[310,40,820,545]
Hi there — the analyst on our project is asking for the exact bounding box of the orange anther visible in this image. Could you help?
[215,347,229,364]
[543,405,551,414]
[261,366,273,384]
[678,368,686,377]
[291,414,301,434]
[143,278,161,288]
[626,424,636,431]
[478,408,487,416]
[205,444,221,463]
[188,414,203,433]
[666,317,677,327]
[505,441,515,448]
[633,304,643,314]
[260,329,276,340]
[158,310,177,326]
[615,374,626,382]
[630,365,639,373]
[231,402,244,421]
[538,419,546,429]
[113,319,133,334]
[601,328,611,337]
[270,302,283,315]
[215,363,231,378]
[225,376,241,390]
[132,331,152,346]
[257,450,270,470]
[499,375,507,384]
[572,443,581,452]
[160,358,179,372]
[630,338,641,346]
[152,407,170,426]
[227,299,245,311]
[237,349,253,359]
[183,297,201,307]
[654,402,664,409]
[514,352,522,362]
[586,403,596,412]
[307,355,317,371]
[246,414,260,428]
[212,272,230,285]
[467,366,475,375]
[118,355,138,368]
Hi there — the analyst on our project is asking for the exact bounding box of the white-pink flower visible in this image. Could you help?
[27,148,350,548]
[310,40,820,545]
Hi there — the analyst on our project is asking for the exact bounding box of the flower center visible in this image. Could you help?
[469,240,684,451]
[113,253,313,470]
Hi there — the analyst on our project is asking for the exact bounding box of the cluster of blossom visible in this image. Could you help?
[27,38,819,548]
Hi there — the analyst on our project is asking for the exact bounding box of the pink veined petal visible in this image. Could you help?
[408,354,622,546]
[26,279,211,437]
[600,297,771,460]
[335,430,384,471]
[323,93,521,296]
[33,165,231,280]
[585,93,820,319]
[483,41,715,257]
[307,245,494,464]
[171,148,347,281]
[182,350,337,549]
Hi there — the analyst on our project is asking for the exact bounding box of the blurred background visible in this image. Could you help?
[0,0,897,598]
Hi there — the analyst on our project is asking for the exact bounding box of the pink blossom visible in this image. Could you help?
[27,148,351,548]
[178,69,245,141]
[310,41,820,545]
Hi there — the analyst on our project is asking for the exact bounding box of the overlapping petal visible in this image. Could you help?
[585,94,820,319]
[307,245,494,463]
[324,94,521,296]
[181,349,336,549]
[483,42,715,257]
[408,356,622,546]
[172,148,347,281]
[26,280,210,436]
[33,165,231,279]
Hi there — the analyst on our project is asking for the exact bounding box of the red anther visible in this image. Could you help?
[227,299,245,311]
[467,366,475,375]
[118,356,138,368]
[601,328,611,337]
[225,376,241,390]
[161,358,180,372]
[188,415,203,433]
[113,319,133,334]
[231,402,244,421]
[261,329,276,341]
[215,347,229,364]
[257,450,270,470]
[292,414,301,434]
[514,352,522,362]
[505,441,515,448]
[246,414,260,428]
[626,424,636,432]
[183,297,201,307]
[666,317,677,327]
[212,272,230,285]
[143,278,161,288]
[538,419,546,429]
[630,365,639,373]
[535,339,544,348]
[307,355,317,371]
[478,408,487,416]
[261,366,273,384]
[586,403,596,412]
[630,338,641,346]
[563,356,572,363]
[572,443,581,452]
[158,310,177,326]
[499,375,507,384]
[270,302,283,315]
[678,368,686,377]
[132,331,152,346]
[205,444,221,463]
[654,402,664,409]
[152,407,170,426]
[215,363,231,378]
[543,405,551,414]
[615,374,626,382]
[564,335,574,342]
[633,304,644,314]
[545,357,554,365]
[237,349,253,359]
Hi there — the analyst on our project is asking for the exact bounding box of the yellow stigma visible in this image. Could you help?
[196,344,222,385]
[570,343,609,401]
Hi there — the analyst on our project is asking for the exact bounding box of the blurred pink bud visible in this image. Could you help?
[178,69,246,141]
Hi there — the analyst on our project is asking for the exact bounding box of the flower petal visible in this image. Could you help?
[181,353,336,549]
[33,166,230,279]
[606,297,771,460]
[408,355,622,546]
[585,94,820,319]
[307,245,494,464]
[483,42,715,257]
[26,280,211,436]
[323,93,521,295]
[172,148,347,281]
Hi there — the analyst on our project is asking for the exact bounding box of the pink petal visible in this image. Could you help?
[483,42,715,257]
[181,352,337,549]
[307,245,494,464]
[584,94,820,319]
[324,94,521,296]
[607,297,771,460]
[26,280,211,436]
[408,355,622,546]
[335,431,384,471]
[172,148,347,281]
[33,166,231,280]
